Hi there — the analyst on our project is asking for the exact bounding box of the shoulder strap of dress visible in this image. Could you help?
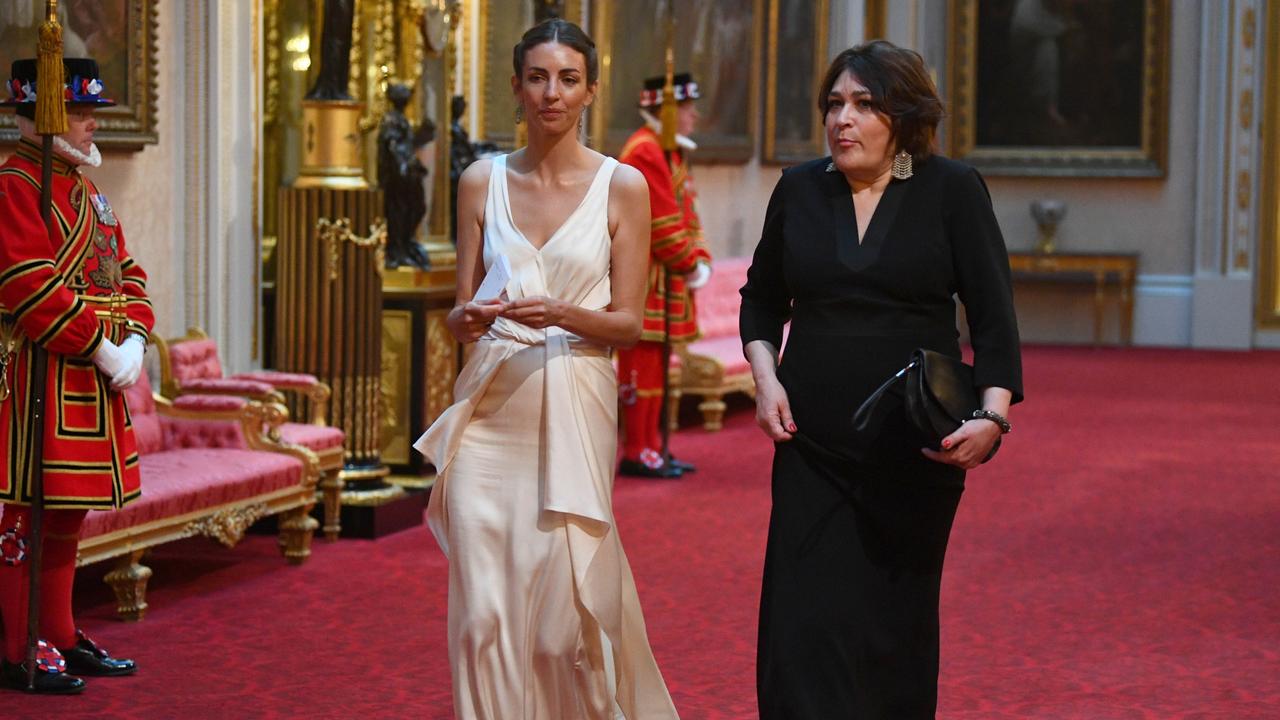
[589,156,619,206]
[487,154,507,207]
[484,154,510,231]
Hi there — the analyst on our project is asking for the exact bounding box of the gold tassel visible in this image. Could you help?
[36,3,67,136]
[659,5,677,153]
[659,78,677,152]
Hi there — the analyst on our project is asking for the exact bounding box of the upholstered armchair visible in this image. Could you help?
[154,327,346,540]
[78,371,321,621]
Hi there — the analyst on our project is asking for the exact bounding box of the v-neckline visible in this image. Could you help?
[502,155,609,252]
[824,162,909,271]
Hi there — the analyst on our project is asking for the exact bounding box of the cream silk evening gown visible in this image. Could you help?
[414,154,678,720]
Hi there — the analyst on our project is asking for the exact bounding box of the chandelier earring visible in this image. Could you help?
[514,104,525,124]
[891,150,913,180]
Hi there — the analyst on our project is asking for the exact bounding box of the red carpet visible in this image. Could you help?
[2,346,1279,719]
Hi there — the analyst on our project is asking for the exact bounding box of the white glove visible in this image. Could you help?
[111,334,145,390]
[686,261,713,290]
[92,338,127,379]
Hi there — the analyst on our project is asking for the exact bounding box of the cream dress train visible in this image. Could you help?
[414,155,679,719]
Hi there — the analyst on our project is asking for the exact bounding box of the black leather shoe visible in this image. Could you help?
[62,632,136,678]
[668,457,697,473]
[618,458,683,479]
[0,659,86,695]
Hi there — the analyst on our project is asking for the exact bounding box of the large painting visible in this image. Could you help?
[764,0,828,163]
[590,0,762,163]
[947,0,1169,176]
[475,0,584,149]
[0,0,158,149]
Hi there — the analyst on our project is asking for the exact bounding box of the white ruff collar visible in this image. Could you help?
[54,137,102,168]
[639,109,697,151]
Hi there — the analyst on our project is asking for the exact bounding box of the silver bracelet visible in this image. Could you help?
[971,408,1011,434]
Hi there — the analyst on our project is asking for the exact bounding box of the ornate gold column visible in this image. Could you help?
[276,185,387,475]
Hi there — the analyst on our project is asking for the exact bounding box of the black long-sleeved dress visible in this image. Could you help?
[740,155,1024,719]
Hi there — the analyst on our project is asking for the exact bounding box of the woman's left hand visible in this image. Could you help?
[500,295,567,330]
[921,419,1002,469]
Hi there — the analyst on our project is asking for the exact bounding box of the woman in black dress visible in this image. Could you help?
[741,41,1024,719]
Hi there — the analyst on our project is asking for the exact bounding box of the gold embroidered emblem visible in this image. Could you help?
[0,316,19,403]
[86,228,123,291]
[89,257,123,291]
[70,183,84,213]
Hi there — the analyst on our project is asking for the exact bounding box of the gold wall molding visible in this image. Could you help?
[1258,0,1280,326]
[1226,1,1262,274]
[425,309,456,427]
[186,0,208,332]
[864,0,887,40]
[380,310,414,465]
[588,0,613,150]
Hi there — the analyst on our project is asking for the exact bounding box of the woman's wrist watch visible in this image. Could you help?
[971,408,1012,434]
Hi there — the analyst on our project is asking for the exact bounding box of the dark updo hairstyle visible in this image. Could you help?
[512,18,599,85]
[817,40,945,160]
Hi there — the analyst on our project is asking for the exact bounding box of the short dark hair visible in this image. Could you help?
[512,18,599,86]
[817,40,944,159]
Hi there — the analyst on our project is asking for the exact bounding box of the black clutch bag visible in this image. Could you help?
[852,348,999,459]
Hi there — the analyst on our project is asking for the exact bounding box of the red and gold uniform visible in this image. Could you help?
[0,138,154,509]
[0,57,147,687]
[617,126,711,467]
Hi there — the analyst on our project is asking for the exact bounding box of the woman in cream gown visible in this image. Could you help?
[414,19,679,720]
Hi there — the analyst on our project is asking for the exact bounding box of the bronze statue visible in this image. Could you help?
[378,83,433,269]
[449,95,496,241]
[306,0,356,100]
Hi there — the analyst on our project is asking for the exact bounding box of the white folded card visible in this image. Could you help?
[472,253,512,302]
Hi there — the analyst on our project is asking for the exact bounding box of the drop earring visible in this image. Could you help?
[891,150,913,180]
[514,104,525,124]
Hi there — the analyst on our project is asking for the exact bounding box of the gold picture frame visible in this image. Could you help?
[946,0,1170,177]
[0,0,159,150]
[590,0,763,163]
[763,0,828,164]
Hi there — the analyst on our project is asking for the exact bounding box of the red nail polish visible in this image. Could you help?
[942,440,951,449]
[788,423,797,432]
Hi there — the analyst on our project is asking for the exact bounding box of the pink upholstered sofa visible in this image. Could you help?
[678,256,759,431]
[76,371,321,621]
[154,328,345,540]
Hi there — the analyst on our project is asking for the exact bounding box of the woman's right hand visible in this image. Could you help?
[754,374,796,442]
[447,299,505,343]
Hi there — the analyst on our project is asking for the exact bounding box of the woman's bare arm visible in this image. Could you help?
[447,159,505,343]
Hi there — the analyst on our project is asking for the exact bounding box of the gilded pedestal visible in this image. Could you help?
[381,254,458,484]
